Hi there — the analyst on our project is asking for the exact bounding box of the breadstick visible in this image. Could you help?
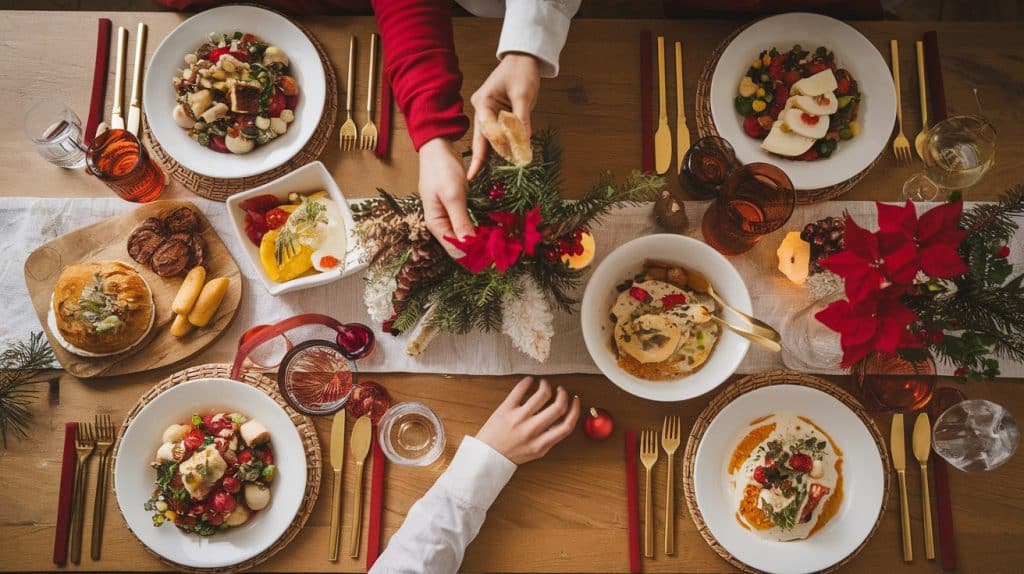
[170,313,194,337]
[187,277,229,327]
[171,266,206,315]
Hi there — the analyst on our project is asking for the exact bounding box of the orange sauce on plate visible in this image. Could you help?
[810,458,843,536]
[728,423,776,474]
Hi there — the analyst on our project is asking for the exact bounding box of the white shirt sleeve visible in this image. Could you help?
[369,436,517,574]
[497,0,582,78]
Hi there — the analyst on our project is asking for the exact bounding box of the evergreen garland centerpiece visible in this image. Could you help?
[353,130,663,361]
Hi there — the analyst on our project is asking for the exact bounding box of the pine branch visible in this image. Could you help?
[960,184,1024,241]
[548,170,664,239]
[1,332,56,448]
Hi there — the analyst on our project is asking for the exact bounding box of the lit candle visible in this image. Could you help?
[777,231,811,284]
[562,231,596,270]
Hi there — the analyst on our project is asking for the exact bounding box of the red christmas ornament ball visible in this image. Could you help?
[583,407,614,441]
[997,245,1010,258]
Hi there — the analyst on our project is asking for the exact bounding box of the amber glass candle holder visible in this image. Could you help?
[854,351,937,413]
[701,162,795,256]
[679,136,741,199]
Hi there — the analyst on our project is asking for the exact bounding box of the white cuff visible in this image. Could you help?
[437,436,517,509]
[496,0,577,78]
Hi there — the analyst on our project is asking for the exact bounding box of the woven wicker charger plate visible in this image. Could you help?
[144,10,339,202]
[694,24,880,204]
[682,370,891,574]
[111,363,322,574]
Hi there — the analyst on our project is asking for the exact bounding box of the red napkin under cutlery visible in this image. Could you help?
[625,430,641,573]
[365,433,386,569]
[53,422,78,565]
[374,68,394,159]
[922,32,948,122]
[639,31,654,174]
[84,19,112,147]
[931,386,965,570]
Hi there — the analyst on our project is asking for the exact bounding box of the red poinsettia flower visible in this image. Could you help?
[815,286,923,368]
[877,200,968,279]
[446,205,543,273]
[819,217,888,302]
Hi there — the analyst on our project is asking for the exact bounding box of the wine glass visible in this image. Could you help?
[903,115,996,201]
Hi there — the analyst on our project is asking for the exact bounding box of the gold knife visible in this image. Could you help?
[913,412,935,560]
[891,413,913,562]
[654,36,672,175]
[111,26,128,131]
[327,409,346,561]
[126,22,147,136]
[348,415,372,558]
[674,41,689,174]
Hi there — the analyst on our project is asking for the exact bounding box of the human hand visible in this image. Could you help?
[475,376,581,465]
[467,53,541,180]
[418,137,475,253]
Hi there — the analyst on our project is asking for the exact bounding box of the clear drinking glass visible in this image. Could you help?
[933,399,1019,472]
[23,101,87,169]
[923,115,996,190]
[378,402,446,466]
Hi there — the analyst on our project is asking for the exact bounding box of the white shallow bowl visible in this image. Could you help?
[710,12,896,190]
[581,234,751,402]
[226,161,366,296]
[144,5,326,178]
[694,384,885,574]
[114,378,307,569]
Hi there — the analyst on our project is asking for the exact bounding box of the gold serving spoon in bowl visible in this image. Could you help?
[687,270,781,343]
[709,315,782,352]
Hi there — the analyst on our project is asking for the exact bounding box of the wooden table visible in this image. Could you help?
[2,11,1023,573]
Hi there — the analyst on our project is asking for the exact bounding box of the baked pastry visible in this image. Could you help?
[481,110,533,167]
[49,261,155,356]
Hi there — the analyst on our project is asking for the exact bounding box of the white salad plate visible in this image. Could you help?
[143,5,326,178]
[693,384,886,574]
[709,12,896,190]
[580,234,751,402]
[225,161,366,296]
[113,377,308,569]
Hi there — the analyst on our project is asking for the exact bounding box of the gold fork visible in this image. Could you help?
[359,33,379,151]
[339,35,358,151]
[69,423,95,565]
[639,429,659,558]
[661,416,681,555]
[913,40,929,161]
[890,40,912,165]
[90,414,116,560]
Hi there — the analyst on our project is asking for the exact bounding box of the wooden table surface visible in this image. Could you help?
[2,11,1023,573]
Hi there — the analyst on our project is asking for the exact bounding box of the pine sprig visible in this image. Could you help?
[1,332,56,448]
[547,170,662,239]
[958,184,1024,240]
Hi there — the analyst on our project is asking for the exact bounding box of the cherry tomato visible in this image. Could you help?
[222,476,241,494]
[183,428,205,451]
[238,450,253,464]
[212,491,236,513]
[207,47,249,63]
[259,448,274,465]
[268,88,286,118]
[264,207,291,230]
[243,210,267,246]
[209,134,229,154]
[209,513,225,526]
[804,60,829,75]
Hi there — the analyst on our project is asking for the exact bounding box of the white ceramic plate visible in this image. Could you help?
[225,161,367,296]
[144,5,326,178]
[710,13,896,190]
[114,378,307,569]
[580,234,751,402]
[693,384,885,574]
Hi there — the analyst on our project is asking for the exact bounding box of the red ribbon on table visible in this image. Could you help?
[639,31,654,173]
[84,19,111,147]
[53,422,78,565]
[365,432,386,569]
[374,68,394,159]
[625,430,641,573]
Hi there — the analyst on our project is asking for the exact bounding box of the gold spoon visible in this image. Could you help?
[710,315,782,352]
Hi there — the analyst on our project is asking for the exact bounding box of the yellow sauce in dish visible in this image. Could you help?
[809,458,844,537]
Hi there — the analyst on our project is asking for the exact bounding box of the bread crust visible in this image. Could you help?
[52,261,154,355]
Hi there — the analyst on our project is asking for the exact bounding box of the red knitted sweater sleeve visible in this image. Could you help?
[371,0,470,150]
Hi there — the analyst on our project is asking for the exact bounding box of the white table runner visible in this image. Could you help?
[3,194,1022,378]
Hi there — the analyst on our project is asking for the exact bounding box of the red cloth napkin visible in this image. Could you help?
[53,422,77,565]
[931,386,965,570]
[625,430,641,573]
[365,434,386,569]
[639,31,654,173]
[84,19,112,147]
[923,31,948,122]
[374,68,394,159]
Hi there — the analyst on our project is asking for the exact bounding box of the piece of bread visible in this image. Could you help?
[481,110,532,167]
[187,276,229,327]
[171,266,206,315]
[50,261,154,355]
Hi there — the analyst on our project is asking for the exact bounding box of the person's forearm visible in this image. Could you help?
[371,0,470,149]
[497,0,581,78]
[369,437,516,573]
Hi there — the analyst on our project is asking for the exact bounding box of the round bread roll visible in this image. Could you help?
[50,261,155,356]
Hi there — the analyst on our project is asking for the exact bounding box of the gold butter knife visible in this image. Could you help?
[126,22,147,136]
[348,415,372,558]
[111,26,128,131]
[913,412,935,560]
[328,409,346,561]
[891,413,913,562]
[654,36,672,175]
[674,41,689,174]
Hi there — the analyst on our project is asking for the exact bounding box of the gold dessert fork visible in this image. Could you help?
[69,422,95,565]
[359,33,379,151]
[661,416,681,555]
[90,414,116,560]
[339,35,358,151]
[890,40,913,165]
[639,428,659,558]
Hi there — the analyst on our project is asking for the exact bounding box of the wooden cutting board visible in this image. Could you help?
[23,200,243,378]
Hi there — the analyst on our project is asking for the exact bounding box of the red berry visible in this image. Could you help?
[954,366,969,377]
[788,452,813,473]
[930,330,945,344]
[743,115,763,138]
[997,245,1010,258]
[212,491,236,513]
[753,465,769,485]
[660,293,688,309]
[489,189,505,201]
[836,76,851,95]
[238,450,253,464]
[629,286,652,303]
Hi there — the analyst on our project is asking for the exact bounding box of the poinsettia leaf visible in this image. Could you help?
[881,239,921,284]
[845,266,887,303]
[876,201,917,238]
[820,249,885,301]
[815,299,852,331]
[486,227,523,272]
[840,340,874,369]
[919,243,968,278]
[918,200,963,244]
[522,206,543,256]
[448,230,497,274]
[816,299,877,348]
[842,217,880,259]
